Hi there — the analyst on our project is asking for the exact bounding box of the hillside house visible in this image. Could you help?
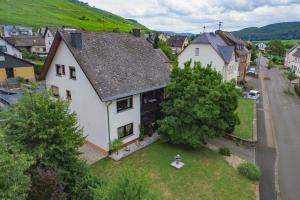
[41,30,170,155]
[3,25,33,37]
[285,43,300,76]
[158,33,168,42]
[217,31,251,82]
[178,32,239,82]
[256,43,267,52]
[5,36,47,57]
[0,36,22,59]
[167,36,189,54]
[0,52,35,84]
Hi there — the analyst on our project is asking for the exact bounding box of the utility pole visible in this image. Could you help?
[218,22,223,30]
[203,26,206,33]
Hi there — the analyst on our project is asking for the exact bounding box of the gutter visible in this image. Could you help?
[106,101,113,154]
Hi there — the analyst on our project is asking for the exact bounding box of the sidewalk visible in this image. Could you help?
[208,137,255,162]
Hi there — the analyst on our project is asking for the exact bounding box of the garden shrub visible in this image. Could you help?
[218,147,231,156]
[238,162,261,181]
[295,85,300,97]
[94,168,157,200]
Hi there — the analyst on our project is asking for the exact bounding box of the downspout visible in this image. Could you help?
[106,101,112,154]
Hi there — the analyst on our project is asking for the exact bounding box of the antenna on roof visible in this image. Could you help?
[218,22,223,30]
[203,26,206,33]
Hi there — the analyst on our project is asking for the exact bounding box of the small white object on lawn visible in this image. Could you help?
[171,154,185,169]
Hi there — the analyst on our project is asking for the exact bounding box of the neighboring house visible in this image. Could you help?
[217,30,251,82]
[5,36,47,57]
[0,52,35,83]
[285,43,300,76]
[158,33,168,42]
[0,36,22,58]
[178,32,239,82]
[40,30,170,155]
[167,36,189,54]
[256,43,267,52]
[3,25,33,37]
[39,26,77,53]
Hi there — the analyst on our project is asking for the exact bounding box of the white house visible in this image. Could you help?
[285,43,300,76]
[0,36,22,58]
[178,32,239,82]
[256,43,267,52]
[4,36,47,57]
[41,30,170,155]
[40,27,77,53]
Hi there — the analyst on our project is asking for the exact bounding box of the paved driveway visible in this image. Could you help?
[262,61,300,200]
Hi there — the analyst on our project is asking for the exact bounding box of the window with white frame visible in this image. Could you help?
[56,64,65,76]
[69,66,76,80]
[117,123,133,139]
[117,96,133,112]
[51,85,59,98]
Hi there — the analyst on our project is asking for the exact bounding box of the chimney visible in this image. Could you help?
[132,29,141,37]
[70,32,82,49]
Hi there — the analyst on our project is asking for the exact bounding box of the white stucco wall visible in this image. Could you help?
[178,44,226,77]
[45,41,110,151]
[108,95,141,144]
[0,38,22,58]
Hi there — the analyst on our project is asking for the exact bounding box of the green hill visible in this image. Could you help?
[0,0,148,32]
[232,22,300,41]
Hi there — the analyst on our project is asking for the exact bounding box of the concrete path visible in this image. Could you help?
[208,138,255,162]
[79,143,106,165]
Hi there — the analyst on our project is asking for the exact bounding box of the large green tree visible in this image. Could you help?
[3,85,85,168]
[267,40,286,57]
[158,61,239,148]
[0,131,33,200]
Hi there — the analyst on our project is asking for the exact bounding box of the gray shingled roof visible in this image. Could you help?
[60,31,170,101]
[4,36,45,47]
[192,33,234,64]
[0,52,34,68]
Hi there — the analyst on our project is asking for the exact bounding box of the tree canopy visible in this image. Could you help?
[267,40,286,57]
[1,85,100,199]
[158,61,240,148]
[0,131,33,200]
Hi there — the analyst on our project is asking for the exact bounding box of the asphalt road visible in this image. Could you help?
[262,59,300,200]
[253,56,277,200]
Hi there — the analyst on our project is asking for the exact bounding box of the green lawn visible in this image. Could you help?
[0,0,147,32]
[91,142,256,200]
[234,99,254,140]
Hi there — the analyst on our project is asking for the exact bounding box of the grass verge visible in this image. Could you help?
[234,98,254,140]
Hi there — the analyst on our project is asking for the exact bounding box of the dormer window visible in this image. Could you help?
[56,64,65,76]
[69,66,76,80]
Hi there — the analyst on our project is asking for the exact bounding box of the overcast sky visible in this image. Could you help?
[84,0,300,33]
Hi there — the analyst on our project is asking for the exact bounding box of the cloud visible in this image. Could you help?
[84,0,300,33]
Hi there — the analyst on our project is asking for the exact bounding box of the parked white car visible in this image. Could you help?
[247,90,260,100]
